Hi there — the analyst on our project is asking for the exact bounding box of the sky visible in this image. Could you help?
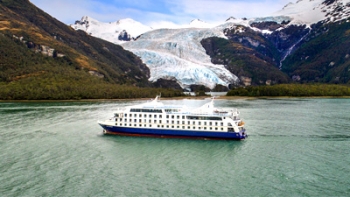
[30,0,293,28]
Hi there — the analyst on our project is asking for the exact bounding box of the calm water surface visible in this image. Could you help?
[0,98,349,196]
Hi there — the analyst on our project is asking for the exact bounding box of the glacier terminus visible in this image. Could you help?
[121,27,239,90]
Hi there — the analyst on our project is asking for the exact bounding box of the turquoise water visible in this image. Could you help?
[0,98,349,196]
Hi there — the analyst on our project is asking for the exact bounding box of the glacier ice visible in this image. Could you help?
[121,27,239,89]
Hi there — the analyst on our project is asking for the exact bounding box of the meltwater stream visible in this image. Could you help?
[0,98,349,196]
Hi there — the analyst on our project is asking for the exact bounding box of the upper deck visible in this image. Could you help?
[114,98,239,118]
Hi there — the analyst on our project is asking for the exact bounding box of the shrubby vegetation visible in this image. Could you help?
[282,20,350,83]
[0,74,183,100]
[227,84,350,97]
[201,35,290,86]
[0,2,184,100]
[0,31,182,100]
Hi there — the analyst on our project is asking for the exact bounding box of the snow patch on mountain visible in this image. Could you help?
[271,0,350,26]
[70,0,350,89]
[121,27,238,89]
[189,19,213,28]
[250,16,293,24]
[71,16,152,44]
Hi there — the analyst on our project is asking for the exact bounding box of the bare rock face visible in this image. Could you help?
[153,77,183,90]
[88,71,104,78]
[251,21,285,31]
[240,76,252,86]
[118,30,131,41]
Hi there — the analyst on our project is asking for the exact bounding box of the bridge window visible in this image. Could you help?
[130,108,162,113]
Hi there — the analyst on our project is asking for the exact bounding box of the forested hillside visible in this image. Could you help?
[282,21,350,84]
[227,84,350,97]
[201,26,290,86]
[0,0,182,99]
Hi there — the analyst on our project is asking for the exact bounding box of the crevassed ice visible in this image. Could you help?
[122,27,239,89]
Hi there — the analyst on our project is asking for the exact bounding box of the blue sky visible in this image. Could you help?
[30,0,292,28]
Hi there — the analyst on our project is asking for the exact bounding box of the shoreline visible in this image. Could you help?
[1,95,350,102]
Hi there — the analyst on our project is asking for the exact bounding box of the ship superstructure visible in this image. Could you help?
[98,96,247,140]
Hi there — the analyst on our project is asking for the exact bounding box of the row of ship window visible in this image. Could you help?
[117,113,224,121]
[116,118,224,126]
[116,123,226,131]
[129,108,182,113]
[120,114,183,119]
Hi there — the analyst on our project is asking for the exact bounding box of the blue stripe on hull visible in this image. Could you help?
[99,124,246,140]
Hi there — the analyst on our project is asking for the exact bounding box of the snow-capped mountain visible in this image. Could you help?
[188,19,214,28]
[270,0,350,26]
[71,0,350,88]
[71,16,152,44]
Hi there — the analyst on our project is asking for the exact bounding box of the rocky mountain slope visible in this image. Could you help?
[0,0,153,86]
[1,0,349,96]
[0,0,188,99]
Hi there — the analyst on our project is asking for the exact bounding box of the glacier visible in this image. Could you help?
[70,0,350,89]
[121,27,239,89]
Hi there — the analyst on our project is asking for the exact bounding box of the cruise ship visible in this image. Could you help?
[98,96,247,140]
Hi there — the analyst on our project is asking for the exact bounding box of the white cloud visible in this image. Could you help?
[167,0,293,24]
[30,0,293,26]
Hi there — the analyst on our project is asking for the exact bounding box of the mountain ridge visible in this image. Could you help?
[0,0,184,99]
[1,0,350,99]
[67,0,350,87]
